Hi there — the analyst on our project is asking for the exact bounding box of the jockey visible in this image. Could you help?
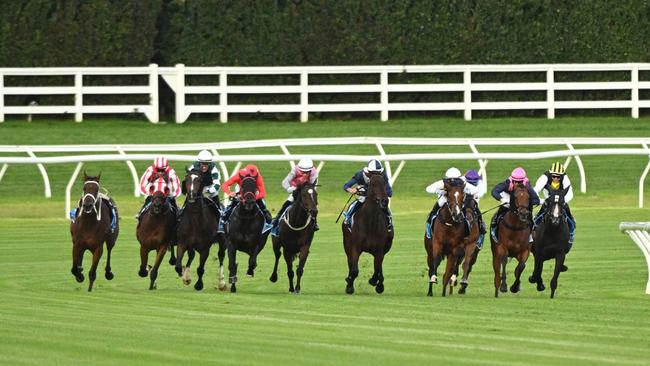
[533,162,576,267]
[188,150,222,214]
[272,157,319,231]
[343,159,393,230]
[490,167,540,240]
[464,169,488,249]
[136,156,180,219]
[218,163,273,234]
[424,167,479,238]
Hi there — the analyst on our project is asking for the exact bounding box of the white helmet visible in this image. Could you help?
[297,157,314,172]
[444,167,462,179]
[364,159,384,173]
[197,150,213,163]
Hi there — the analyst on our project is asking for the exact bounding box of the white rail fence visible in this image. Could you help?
[1,64,650,123]
[1,137,650,217]
[619,222,650,294]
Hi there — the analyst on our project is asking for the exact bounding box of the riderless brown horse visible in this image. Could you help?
[342,173,394,294]
[490,182,533,297]
[176,169,226,291]
[269,182,318,293]
[424,181,466,296]
[458,195,481,295]
[225,176,270,293]
[70,173,119,292]
[529,186,571,298]
[136,177,176,290]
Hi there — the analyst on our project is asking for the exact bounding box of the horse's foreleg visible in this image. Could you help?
[247,246,259,277]
[294,245,310,294]
[511,250,529,294]
[528,251,546,291]
[138,245,149,278]
[269,239,282,283]
[149,246,167,290]
[104,240,115,280]
[71,243,85,283]
[194,247,209,291]
[345,248,360,295]
[216,240,227,290]
[442,253,456,297]
[459,244,477,295]
[426,246,435,297]
[88,246,103,292]
[371,251,385,294]
[175,244,186,277]
[227,241,238,293]
[500,255,508,293]
[550,252,566,298]
[492,250,502,298]
[168,243,177,266]
[283,250,295,293]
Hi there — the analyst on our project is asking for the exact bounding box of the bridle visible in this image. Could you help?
[81,180,102,221]
[283,185,317,231]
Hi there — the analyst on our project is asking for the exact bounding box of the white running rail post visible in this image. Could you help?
[619,222,650,294]
[0,164,8,184]
[116,146,141,197]
[65,162,84,218]
[25,147,51,198]
[639,143,650,208]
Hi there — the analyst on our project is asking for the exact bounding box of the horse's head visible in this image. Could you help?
[546,187,569,226]
[367,173,389,208]
[81,172,100,214]
[150,177,169,214]
[444,179,465,224]
[240,176,258,211]
[511,182,531,223]
[183,169,202,203]
[295,182,318,217]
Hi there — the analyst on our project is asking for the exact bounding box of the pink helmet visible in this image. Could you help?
[508,167,529,190]
[154,157,168,170]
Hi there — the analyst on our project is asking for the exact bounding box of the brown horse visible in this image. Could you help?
[342,173,394,294]
[176,169,226,291]
[136,177,176,290]
[70,173,119,292]
[458,195,481,295]
[490,183,533,297]
[269,182,318,293]
[424,181,466,296]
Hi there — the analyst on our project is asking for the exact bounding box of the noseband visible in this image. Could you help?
[81,180,102,221]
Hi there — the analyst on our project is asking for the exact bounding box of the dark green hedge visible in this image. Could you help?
[1,0,649,119]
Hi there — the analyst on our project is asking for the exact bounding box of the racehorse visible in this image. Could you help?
[70,173,119,292]
[176,169,226,291]
[136,177,176,290]
[424,181,466,296]
[269,182,318,293]
[490,182,533,297]
[342,173,394,294]
[225,175,270,293]
[529,187,571,298]
[457,195,481,295]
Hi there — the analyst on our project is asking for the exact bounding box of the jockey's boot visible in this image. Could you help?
[343,201,361,227]
[273,200,292,227]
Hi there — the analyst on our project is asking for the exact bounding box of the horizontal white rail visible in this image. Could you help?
[1,137,650,217]
[620,222,650,294]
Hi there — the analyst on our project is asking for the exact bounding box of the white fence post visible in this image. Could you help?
[547,68,555,119]
[631,66,639,119]
[148,63,159,123]
[75,71,83,122]
[300,71,308,123]
[175,64,186,123]
[0,164,7,183]
[0,71,4,123]
[220,71,228,123]
[464,69,472,120]
[619,222,650,294]
[380,70,388,121]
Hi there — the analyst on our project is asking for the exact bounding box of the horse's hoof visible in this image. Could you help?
[369,277,378,286]
[246,268,254,277]
[345,286,354,294]
[194,281,204,291]
[229,276,237,284]
[168,257,175,266]
[269,273,278,283]
[149,283,157,290]
[375,283,384,294]
[430,275,438,284]
[458,285,467,295]
[500,284,508,293]
[138,269,148,278]
[75,274,84,283]
[175,267,182,277]
[230,284,237,293]
[537,283,546,292]
[510,284,520,293]
[105,272,114,281]
[217,282,227,291]
[427,292,433,297]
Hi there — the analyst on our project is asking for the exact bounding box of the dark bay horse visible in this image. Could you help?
[136,177,176,290]
[342,173,394,294]
[176,170,226,291]
[490,183,533,297]
[226,176,270,293]
[70,173,119,292]
[457,195,481,295]
[424,181,466,296]
[529,187,571,298]
[269,182,318,293]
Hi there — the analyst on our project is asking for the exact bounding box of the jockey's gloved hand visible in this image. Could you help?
[208,186,217,195]
[500,197,509,205]
[356,187,366,195]
[287,186,296,193]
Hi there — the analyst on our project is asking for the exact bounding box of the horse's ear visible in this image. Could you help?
[97,172,101,182]
[83,170,88,180]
